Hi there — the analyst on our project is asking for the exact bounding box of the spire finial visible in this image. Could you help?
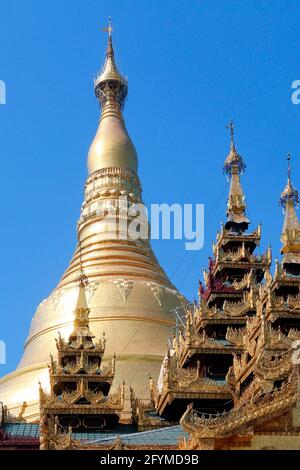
[287,153,292,182]
[223,121,249,231]
[105,17,113,37]
[102,17,114,58]
[76,241,88,287]
[226,120,235,149]
[280,153,300,265]
[79,240,83,275]
[95,19,128,111]
[223,121,246,176]
[280,153,299,208]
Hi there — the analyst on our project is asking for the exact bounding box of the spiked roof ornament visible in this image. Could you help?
[69,242,94,343]
[94,17,128,110]
[280,154,300,208]
[223,121,249,231]
[223,121,246,176]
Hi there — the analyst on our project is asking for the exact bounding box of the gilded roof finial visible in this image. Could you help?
[103,17,114,57]
[75,240,88,288]
[280,154,300,264]
[280,153,299,208]
[226,120,235,150]
[94,18,128,111]
[224,121,249,231]
[103,16,113,37]
[70,242,93,343]
[287,153,291,181]
[224,120,246,176]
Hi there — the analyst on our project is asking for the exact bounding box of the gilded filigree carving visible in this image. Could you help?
[180,368,299,443]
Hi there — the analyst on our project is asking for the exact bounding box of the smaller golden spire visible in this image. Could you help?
[280,154,300,264]
[280,154,300,208]
[69,244,94,343]
[224,121,249,232]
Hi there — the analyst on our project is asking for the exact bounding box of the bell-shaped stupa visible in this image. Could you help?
[0,22,184,420]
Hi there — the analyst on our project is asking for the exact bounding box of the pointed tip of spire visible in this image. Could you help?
[227,120,236,150]
[223,120,246,176]
[94,18,128,110]
[280,153,299,208]
[105,16,114,58]
[75,280,89,312]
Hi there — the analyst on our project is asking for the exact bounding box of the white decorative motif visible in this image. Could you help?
[86,281,100,303]
[144,282,165,307]
[52,290,65,310]
[113,279,134,302]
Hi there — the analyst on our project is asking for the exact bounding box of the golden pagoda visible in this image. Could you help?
[179,155,300,450]
[0,22,184,421]
[39,273,125,450]
[141,124,271,427]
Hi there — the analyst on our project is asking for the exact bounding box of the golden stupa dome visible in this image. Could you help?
[0,25,185,421]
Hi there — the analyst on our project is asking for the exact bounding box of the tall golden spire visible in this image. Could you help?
[88,18,138,174]
[279,154,300,265]
[223,121,249,232]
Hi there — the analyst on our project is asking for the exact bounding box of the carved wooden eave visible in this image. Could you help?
[264,293,300,322]
[154,360,231,416]
[55,332,106,355]
[273,262,300,286]
[254,351,294,382]
[212,259,271,278]
[201,290,243,306]
[50,364,115,381]
[176,336,243,370]
[1,402,27,424]
[232,318,268,384]
[230,318,299,395]
[156,385,232,417]
[130,387,175,431]
[196,315,247,331]
[262,326,299,351]
[42,382,125,413]
[232,271,260,291]
[215,225,261,246]
[225,327,245,348]
[180,368,299,447]
[42,403,124,416]
[193,301,253,332]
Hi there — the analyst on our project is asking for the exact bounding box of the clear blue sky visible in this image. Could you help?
[0,0,300,376]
